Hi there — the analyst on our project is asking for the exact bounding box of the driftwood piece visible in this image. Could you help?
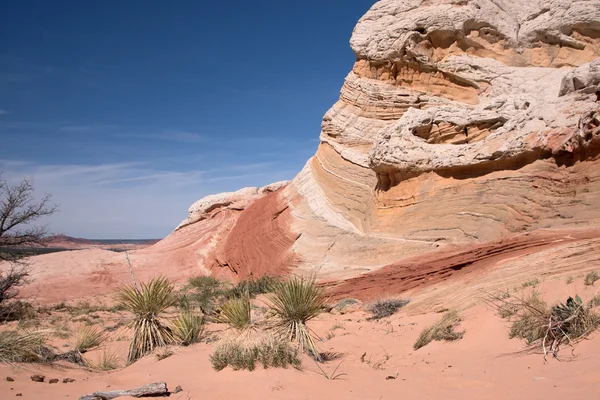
[79,381,169,400]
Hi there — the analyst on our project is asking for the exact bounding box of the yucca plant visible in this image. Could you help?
[117,277,177,363]
[219,295,252,330]
[173,312,204,345]
[74,324,104,353]
[268,275,327,360]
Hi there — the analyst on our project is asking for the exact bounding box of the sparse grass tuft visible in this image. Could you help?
[521,278,541,289]
[331,298,359,314]
[414,310,464,350]
[219,296,251,330]
[155,347,174,361]
[566,276,574,284]
[268,275,327,360]
[74,324,104,353]
[173,312,203,346]
[589,295,600,308]
[117,277,177,363]
[210,334,301,371]
[86,349,120,371]
[366,298,410,320]
[0,330,49,363]
[584,271,599,286]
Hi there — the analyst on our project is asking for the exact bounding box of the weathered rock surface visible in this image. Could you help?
[200,0,600,285]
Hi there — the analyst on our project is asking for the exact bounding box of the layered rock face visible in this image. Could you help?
[174,0,600,287]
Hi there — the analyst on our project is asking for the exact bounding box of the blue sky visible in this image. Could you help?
[0,0,373,238]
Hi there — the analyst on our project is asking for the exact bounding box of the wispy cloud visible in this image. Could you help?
[0,158,296,238]
[0,110,9,115]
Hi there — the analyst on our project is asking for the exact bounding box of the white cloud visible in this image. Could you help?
[0,158,296,238]
[0,109,9,115]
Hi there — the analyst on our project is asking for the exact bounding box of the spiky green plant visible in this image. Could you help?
[117,277,177,363]
[267,275,327,360]
[173,312,204,345]
[74,324,104,353]
[219,296,251,330]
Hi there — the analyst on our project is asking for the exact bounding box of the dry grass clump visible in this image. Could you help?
[268,275,327,360]
[219,296,251,330]
[584,271,599,286]
[413,310,464,350]
[495,291,600,359]
[210,334,301,371]
[117,277,177,363]
[155,347,174,361]
[366,298,409,320]
[86,349,120,371]
[74,324,104,353]
[173,312,203,345]
[0,329,49,363]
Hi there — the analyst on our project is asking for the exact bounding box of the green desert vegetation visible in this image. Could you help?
[366,298,410,320]
[172,312,204,346]
[210,334,301,371]
[117,277,177,363]
[219,295,252,330]
[414,310,464,350]
[267,274,328,360]
[494,291,600,358]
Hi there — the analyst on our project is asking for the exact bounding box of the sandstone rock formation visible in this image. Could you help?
[177,0,600,289]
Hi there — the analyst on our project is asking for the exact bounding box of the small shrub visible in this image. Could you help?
[584,271,599,286]
[117,277,177,363]
[227,276,280,299]
[268,275,327,360]
[74,325,104,353]
[86,349,119,371]
[497,302,520,319]
[566,276,574,284]
[210,335,301,371]
[0,330,48,363]
[0,300,36,322]
[219,296,251,330]
[366,298,410,320]
[173,312,203,345]
[186,276,225,314]
[506,292,600,358]
[414,310,464,350]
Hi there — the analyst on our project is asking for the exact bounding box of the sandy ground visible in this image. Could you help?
[1,275,600,400]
